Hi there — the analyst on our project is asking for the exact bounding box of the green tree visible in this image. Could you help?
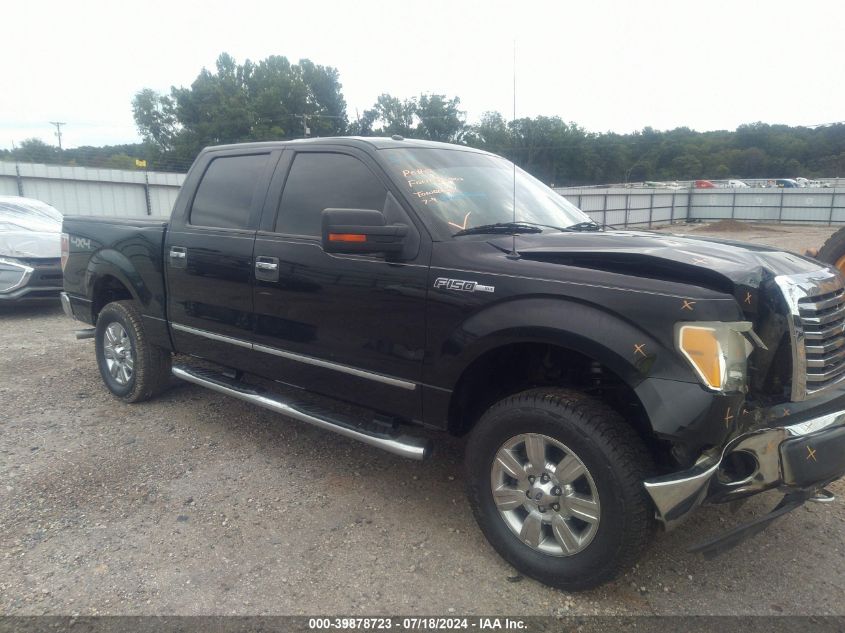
[415,94,466,142]
[367,94,417,137]
[132,88,178,152]
[348,109,378,136]
[670,154,703,180]
[13,139,60,164]
[464,111,512,155]
[132,52,348,166]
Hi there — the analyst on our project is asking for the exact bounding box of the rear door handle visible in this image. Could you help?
[255,256,279,282]
[169,246,187,268]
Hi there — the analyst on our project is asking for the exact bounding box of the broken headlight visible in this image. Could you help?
[675,321,754,392]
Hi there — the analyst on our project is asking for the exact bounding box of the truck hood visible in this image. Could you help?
[489,230,829,292]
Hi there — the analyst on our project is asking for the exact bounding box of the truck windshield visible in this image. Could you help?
[379,147,593,238]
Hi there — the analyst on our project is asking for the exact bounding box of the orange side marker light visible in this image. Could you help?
[329,233,367,243]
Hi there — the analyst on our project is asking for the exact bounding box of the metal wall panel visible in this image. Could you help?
[22,178,148,216]
[558,186,845,227]
[562,188,688,227]
[148,185,181,217]
[0,161,184,217]
[0,176,19,196]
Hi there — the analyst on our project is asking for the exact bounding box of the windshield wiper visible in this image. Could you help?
[452,221,556,237]
[565,221,602,231]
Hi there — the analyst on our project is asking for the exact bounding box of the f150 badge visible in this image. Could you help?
[434,277,495,293]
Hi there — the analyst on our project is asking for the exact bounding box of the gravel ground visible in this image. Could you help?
[654,220,840,255]
[1,224,844,616]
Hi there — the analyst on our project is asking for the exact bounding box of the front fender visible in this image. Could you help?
[428,297,696,389]
[423,297,739,449]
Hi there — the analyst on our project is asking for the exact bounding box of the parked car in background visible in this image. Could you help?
[694,179,716,188]
[796,177,826,188]
[0,196,64,304]
[642,181,684,190]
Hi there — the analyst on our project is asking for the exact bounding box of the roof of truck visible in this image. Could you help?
[204,136,492,154]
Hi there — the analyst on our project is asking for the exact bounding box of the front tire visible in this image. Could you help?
[816,226,845,274]
[95,300,171,402]
[465,388,655,591]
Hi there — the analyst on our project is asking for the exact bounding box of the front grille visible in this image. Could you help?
[799,288,845,390]
[30,270,63,287]
[776,269,845,401]
[21,259,62,288]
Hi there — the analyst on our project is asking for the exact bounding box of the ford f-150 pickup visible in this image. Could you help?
[60,137,845,590]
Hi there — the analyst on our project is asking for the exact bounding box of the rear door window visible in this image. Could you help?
[190,153,270,229]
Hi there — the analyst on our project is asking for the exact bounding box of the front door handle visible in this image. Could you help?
[169,246,187,268]
[255,256,280,282]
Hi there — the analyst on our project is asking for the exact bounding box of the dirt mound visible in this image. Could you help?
[693,219,778,233]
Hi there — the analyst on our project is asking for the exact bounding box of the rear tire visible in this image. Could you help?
[465,388,655,591]
[816,226,845,274]
[95,300,171,402]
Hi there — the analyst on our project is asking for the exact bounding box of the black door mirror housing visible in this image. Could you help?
[321,208,408,255]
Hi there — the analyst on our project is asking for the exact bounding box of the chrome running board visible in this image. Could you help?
[172,365,432,461]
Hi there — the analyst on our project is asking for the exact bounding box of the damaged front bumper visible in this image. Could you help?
[644,404,845,530]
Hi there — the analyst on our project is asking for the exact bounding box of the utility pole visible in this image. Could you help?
[296,114,311,138]
[49,121,66,150]
[293,113,343,139]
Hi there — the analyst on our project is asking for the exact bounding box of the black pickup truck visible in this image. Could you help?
[60,137,845,590]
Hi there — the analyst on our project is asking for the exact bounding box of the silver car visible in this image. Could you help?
[0,196,63,304]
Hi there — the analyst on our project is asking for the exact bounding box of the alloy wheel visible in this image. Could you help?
[490,433,601,556]
[102,322,134,386]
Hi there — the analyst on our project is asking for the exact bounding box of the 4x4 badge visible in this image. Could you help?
[433,277,495,293]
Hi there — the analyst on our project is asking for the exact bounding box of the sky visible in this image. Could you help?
[1,0,843,150]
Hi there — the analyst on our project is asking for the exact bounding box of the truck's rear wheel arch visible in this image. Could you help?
[91,274,134,322]
[448,342,661,463]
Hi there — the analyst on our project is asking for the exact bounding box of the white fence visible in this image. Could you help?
[0,161,184,218]
[556,186,845,227]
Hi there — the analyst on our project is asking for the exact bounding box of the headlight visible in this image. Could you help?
[675,321,754,392]
[0,257,32,293]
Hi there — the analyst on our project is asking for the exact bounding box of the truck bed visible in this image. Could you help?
[62,215,171,348]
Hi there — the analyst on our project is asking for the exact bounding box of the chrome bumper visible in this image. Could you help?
[644,409,845,529]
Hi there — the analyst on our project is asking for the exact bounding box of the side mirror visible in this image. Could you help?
[321,208,408,255]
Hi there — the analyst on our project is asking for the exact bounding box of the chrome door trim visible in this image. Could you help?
[252,342,416,390]
[170,322,417,391]
[171,322,252,349]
